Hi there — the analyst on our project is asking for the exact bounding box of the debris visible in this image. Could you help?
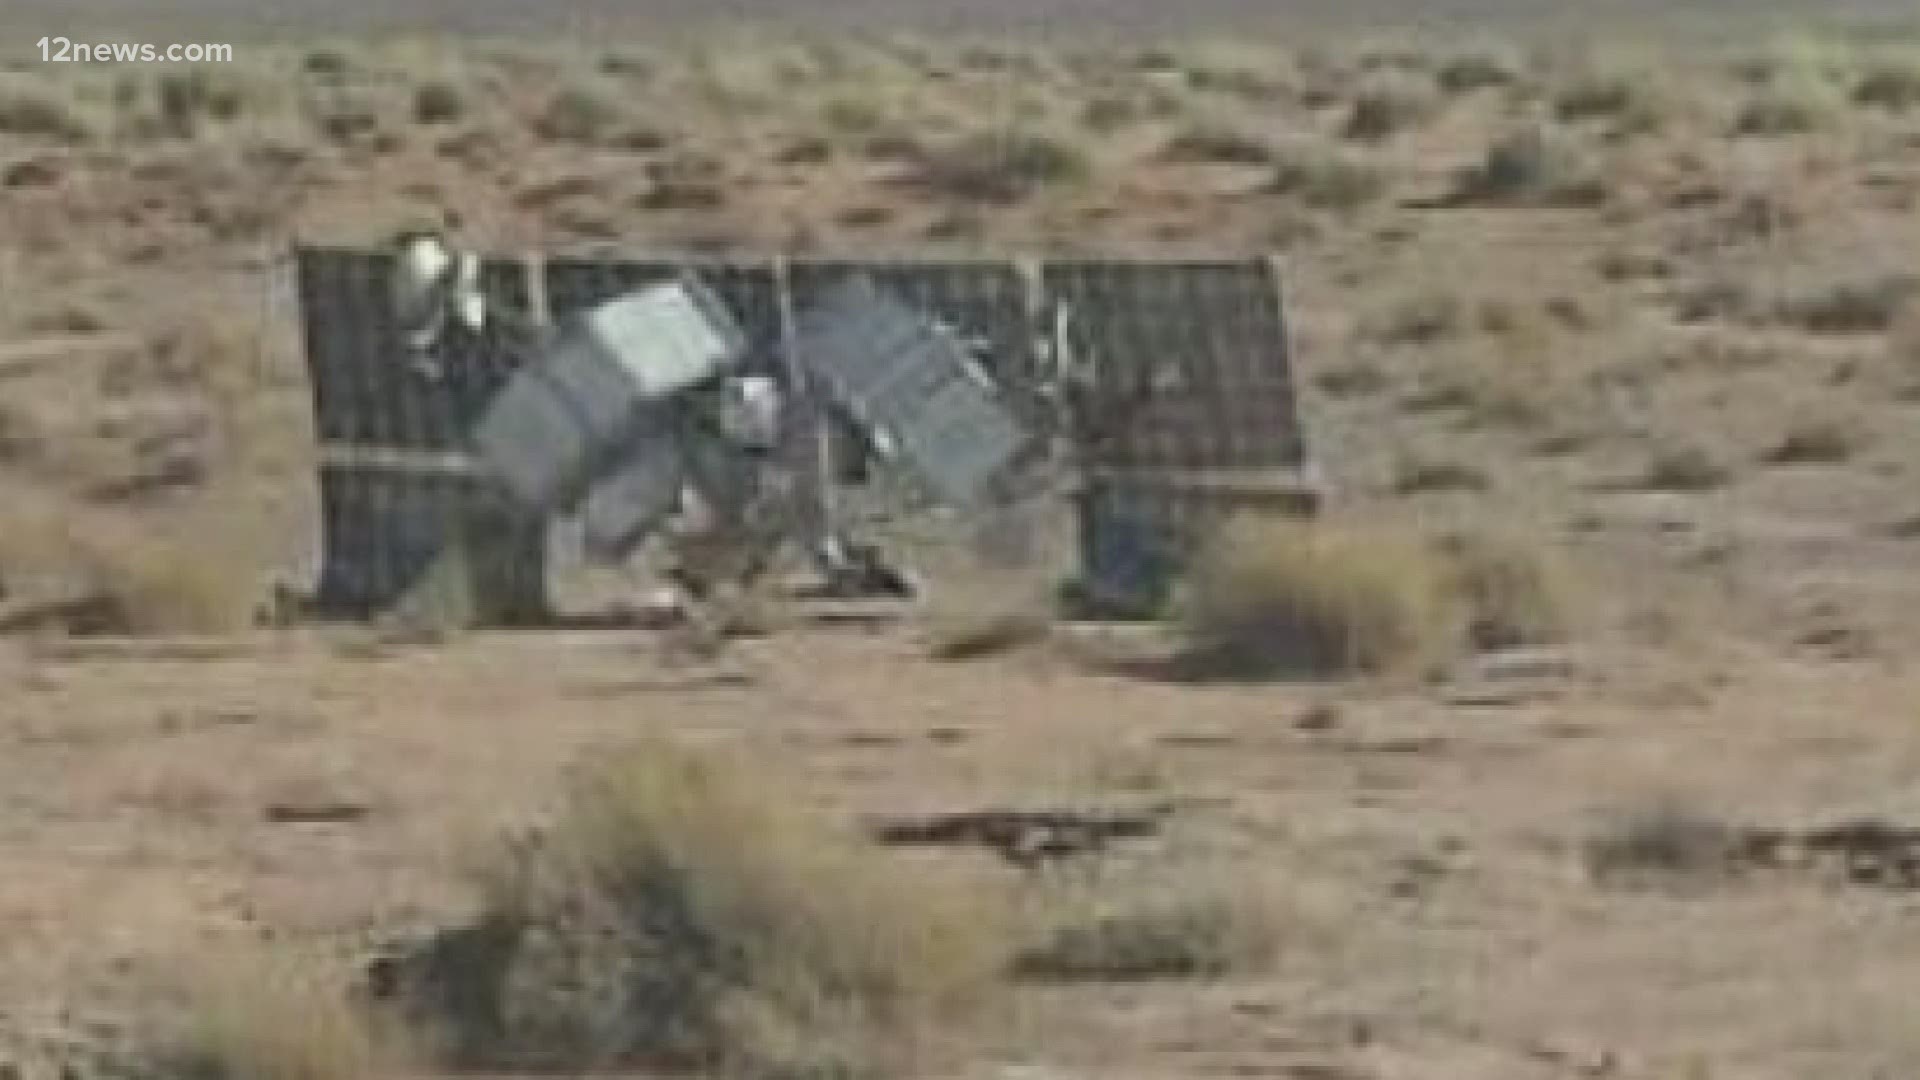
[791,277,1028,511]
[863,803,1177,867]
[1586,809,1920,892]
[1463,645,1584,683]
[294,248,1314,625]
[263,800,373,825]
[472,276,747,516]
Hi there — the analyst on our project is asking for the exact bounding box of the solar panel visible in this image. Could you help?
[290,248,1317,625]
[789,277,1028,511]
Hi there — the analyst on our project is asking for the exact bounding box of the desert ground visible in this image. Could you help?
[5,8,1920,1080]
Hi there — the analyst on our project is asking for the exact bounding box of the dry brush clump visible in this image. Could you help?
[1430,524,1579,652]
[1728,52,1846,137]
[1175,515,1576,680]
[134,948,389,1080]
[1446,124,1608,208]
[1013,878,1281,983]
[0,71,97,142]
[908,128,1091,205]
[1636,442,1733,492]
[1268,141,1389,212]
[1851,50,1920,111]
[1176,516,1459,680]
[1158,122,1276,166]
[380,740,1006,1078]
[1550,59,1678,136]
[1761,414,1866,465]
[1341,70,1439,142]
[0,491,261,637]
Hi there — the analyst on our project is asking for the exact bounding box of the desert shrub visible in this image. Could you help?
[820,95,887,135]
[1368,290,1468,344]
[0,74,94,142]
[1761,416,1863,465]
[638,156,728,211]
[0,490,261,637]
[1552,65,1671,133]
[306,90,387,144]
[1399,363,1550,432]
[1177,515,1459,680]
[1268,144,1388,211]
[1730,73,1843,136]
[385,740,1002,1077]
[1014,887,1279,982]
[1342,71,1437,141]
[1584,803,1747,883]
[1314,360,1389,397]
[1773,273,1918,335]
[1637,443,1732,492]
[1437,47,1522,93]
[411,79,466,125]
[301,49,352,77]
[64,524,259,635]
[1391,457,1490,495]
[1553,70,1637,120]
[1449,125,1606,208]
[142,949,383,1080]
[532,83,624,144]
[1159,123,1274,165]
[1852,53,1920,111]
[1079,94,1144,133]
[154,68,248,137]
[911,130,1089,204]
[1431,525,1576,651]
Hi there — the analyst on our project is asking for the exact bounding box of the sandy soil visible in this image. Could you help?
[4,12,1920,1080]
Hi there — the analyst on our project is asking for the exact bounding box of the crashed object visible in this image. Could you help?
[791,278,1029,511]
[471,275,748,516]
[387,231,491,381]
[578,414,688,563]
[294,248,1318,625]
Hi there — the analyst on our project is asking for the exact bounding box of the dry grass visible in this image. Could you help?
[140,948,386,1080]
[1014,880,1281,983]
[1268,142,1389,212]
[1448,125,1607,208]
[1730,72,1844,135]
[1761,415,1865,465]
[1851,50,1920,111]
[1774,273,1919,335]
[411,79,467,125]
[910,129,1091,204]
[1177,515,1460,681]
[532,81,627,144]
[1392,456,1492,495]
[0,489,262,637]
[1432,524,1578,651]
[1636,443,1733,492]
[386,739,1005,1077]
[1341,71,1439,142]
[1551,59,1676,134]
[0,72,96,142]
[1436,46,1524,93]
[1159,123,1275,165]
